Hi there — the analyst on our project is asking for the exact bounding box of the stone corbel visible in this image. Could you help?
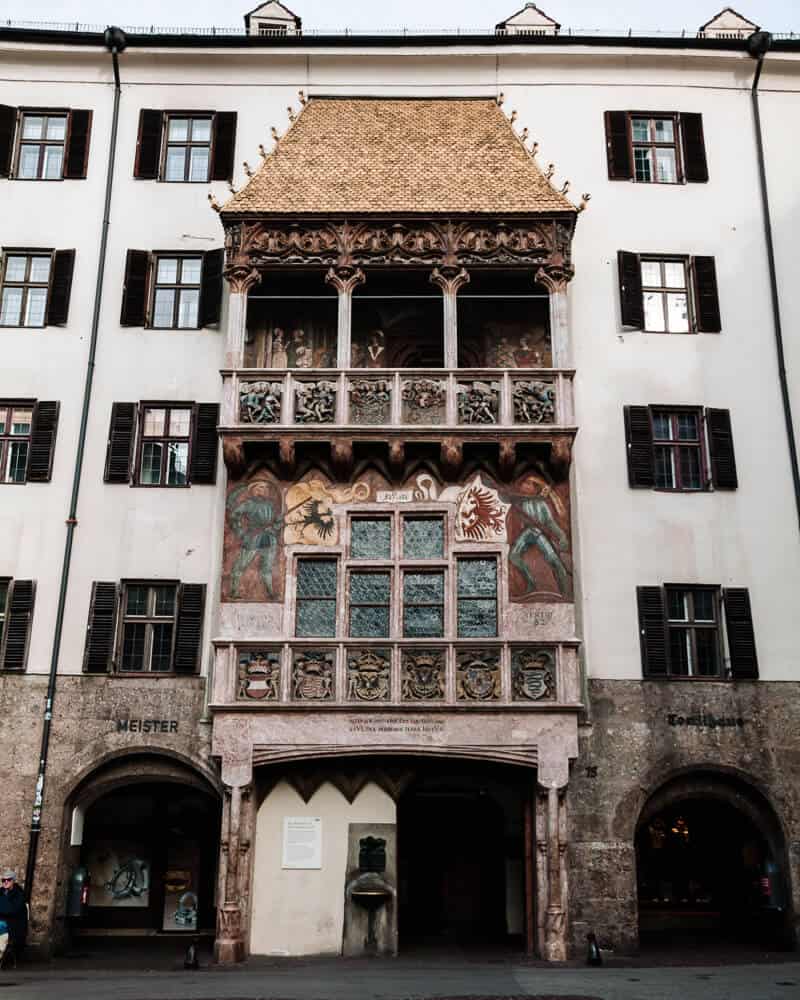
[499,438,516,482]
[534,253,575,295]
[325,266,365,295]
[440,437,463,481]
[222,437,246,477]
[550,434,573,473]
[388,440,405,481]
[430,266,470,295]
[224,256,261,296]
[331,438,354,480]
[279,438,296,477]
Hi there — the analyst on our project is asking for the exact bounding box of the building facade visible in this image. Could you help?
[0,5,799,962]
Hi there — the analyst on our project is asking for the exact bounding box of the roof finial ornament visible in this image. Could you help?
[560,180,570,195]
[577,192,592,213]
[520,127,529,141]
[497,92,505,106]
[298,89,307,106]
[287,106,297,123]
[510,110,518,124]
[530,141,539,158]
[243,161,254,178]
[258,144,268,160]
[271,126,281,143]
[545,163,555,180]
[227,180,238,195]
[208,192,221,212]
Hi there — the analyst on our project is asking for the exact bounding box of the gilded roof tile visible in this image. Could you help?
[222,97,575,216]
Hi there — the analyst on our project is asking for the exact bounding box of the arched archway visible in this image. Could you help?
[60,752,221,951]
[635,769,794,951]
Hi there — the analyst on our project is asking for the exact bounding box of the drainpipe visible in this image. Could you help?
[23,26,127,902]
[747,31,800,531]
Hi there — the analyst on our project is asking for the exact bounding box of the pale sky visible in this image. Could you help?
[6,1,799,34]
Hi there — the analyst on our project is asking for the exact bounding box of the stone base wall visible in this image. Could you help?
[567,679,800,956]
[0,674,215,955]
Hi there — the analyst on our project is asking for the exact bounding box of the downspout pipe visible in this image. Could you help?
[23,26,127,902]
[748,31,800,532]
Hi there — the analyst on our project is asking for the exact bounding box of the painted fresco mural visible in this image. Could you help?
[222,467,572,603]
[457,298,552,368]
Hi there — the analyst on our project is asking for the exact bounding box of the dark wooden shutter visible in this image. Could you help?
[637,586,668,677]
[83,582,119,674]
[200,248,224,326]
[210,112,237,182]
[26,401,60,483]
[120,250,150,326]
[681,113,708,183]
[134,109,163,179]
[691,256,721,332]
[64,109,92,178]
[618,251,643,329]
[624,406,654,488]
[173,584,206,673]
[46,249,76,326]
[706,408,738,490]
[190,403,219,485]
[604,111,633,180]
[2,580,35,672]
[724,588,758,679]
[104,402,137,483]
[0,105,17,178]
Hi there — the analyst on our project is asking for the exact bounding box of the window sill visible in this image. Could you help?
[642,675,733,683]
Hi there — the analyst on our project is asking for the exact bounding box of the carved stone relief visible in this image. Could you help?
[294,381,337,424]
[457,381,500,425]
[346,649,391,702]
[237,649,281,701]
[456,650,501,701]
[292,650,335,701]
[239,381,283,424]
[401,378,446,425]
[513,380,556,424]
[401,649,445,701]
[349,379,392,425]
[511,648,556,701]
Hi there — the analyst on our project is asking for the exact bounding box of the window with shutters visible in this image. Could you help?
[641,258,689,333]
[0,403,32,483]
[120,583,178,672]
[152,255,202,329]
[618,252,720,333]
[2,107,92,180]
[164,115,213,182]
[631,115,681,183]
[136,405,192,486]
[0,253,51,327]
[605,111,708,184]
[133,110,237,183]
[652,409,705,491]
[120,249,223,329]
[0,578,35,671]
[665,586,722,677]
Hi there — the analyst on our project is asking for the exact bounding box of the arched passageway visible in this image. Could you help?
[636,771,793,951]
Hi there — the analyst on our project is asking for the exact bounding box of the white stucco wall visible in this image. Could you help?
[249,779,395,956]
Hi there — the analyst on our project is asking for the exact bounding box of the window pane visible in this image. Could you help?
[169,408,192,437]
[695,629,720,676]
[350,571,390,604]
[634,147,652,182]
[296,600,336,638]
[6,441,28,482]
[5,256,28,282]
[403,517,444,559]
[150,623,174,672]
[121,622,146,671]
[154,585,176,616]
[166,442,188,485]
[0,411,5,433]
[297,560,337,598]
[180,258,202,285]
[655,148,677,183]
[156,257,179,284]
[651,413,673,440]
[666,293,689,332]
[22,116,44,139]
[457,559,496,597]
[46,116,67,140]
[351,518,391,560]
[177,288,199,328]
[140,441,163,484]
[24,287,48,326]
[676,412,699,441]
[693,590,715,622]
[168,117,189,141]
[165,146,185,182]
[653,119,674,143]
[191,118,212,142]
[654,446,675,489]
[403,605,444,638]
[18,144,40,178]
[643,292,665,332]
[404,572,444,604]
[631,118,649,142]
[663,262,685,289]
[143,408,166,436]
[43,145,63,179]
[640,260,661,287]
[667,590,689,621]
[11,409,32,434]
[0,288,23,326]
[679,446,702,489]
[188,146,209,182]
[126,585,149,616]
[457,598,497,638]
[350,605,390,638]
[668,628,691,675]
[153,288,175,328]
[29,257,52,283]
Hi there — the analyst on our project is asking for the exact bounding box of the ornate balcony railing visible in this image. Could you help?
[209,640,582,710]
[221,368,575,431]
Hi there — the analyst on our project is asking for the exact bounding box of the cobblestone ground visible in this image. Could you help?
[1,955,799,1000]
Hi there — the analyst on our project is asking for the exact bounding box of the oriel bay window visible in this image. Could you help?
[352,270,443,368]
[0,250,75,328]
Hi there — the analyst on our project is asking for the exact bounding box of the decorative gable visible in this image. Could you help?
[244,1,302,36]
[698,7,759,38]
[496,3,560,36]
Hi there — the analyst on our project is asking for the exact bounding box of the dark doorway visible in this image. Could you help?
[80,782,220,937]
[636,797,788,949]
[398,773,516,947]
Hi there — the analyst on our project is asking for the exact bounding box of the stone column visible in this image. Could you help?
[540,782,569,962]
[224,261,261,369]
[431,267,469,370]
[215,783,245,964]
[535,264,573,369]
[326,267,365,369]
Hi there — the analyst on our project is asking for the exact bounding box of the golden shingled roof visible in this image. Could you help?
[222,97,576,216]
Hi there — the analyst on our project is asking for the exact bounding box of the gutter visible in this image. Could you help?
[748,32,800,532]
[23,26,128,901]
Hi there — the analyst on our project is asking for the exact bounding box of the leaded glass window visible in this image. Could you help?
[403,571,444,638]
[457,558,497,638]
[120,583,177,672]
[296,559,337,637]
[351,518,391,560]
[349,571,391,637]
[402,517,444,559]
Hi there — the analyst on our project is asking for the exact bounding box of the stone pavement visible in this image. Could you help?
[1,954,800,1000]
